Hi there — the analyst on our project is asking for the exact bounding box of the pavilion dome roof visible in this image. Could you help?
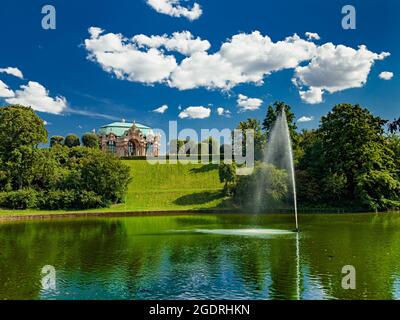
[98,121,154,137]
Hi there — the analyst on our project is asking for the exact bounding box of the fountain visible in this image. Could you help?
[263,106,299,232]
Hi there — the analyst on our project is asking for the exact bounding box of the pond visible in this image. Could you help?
[1,213,400,300]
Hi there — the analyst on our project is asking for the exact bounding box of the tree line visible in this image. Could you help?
[220,102,400,212]
[0,105,131,210]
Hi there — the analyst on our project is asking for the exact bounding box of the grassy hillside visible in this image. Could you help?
[0,160,229,216]
[114,160,227,211]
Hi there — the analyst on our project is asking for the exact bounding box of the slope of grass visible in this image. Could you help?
[0,160,230,216]
[114,160,226,211]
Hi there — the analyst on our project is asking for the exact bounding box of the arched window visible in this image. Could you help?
[128,141,136,156]
[108,140,116,154]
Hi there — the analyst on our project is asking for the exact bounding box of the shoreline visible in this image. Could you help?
[0,208,397,222]
[0,209,237,222]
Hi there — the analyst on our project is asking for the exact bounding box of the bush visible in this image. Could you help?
[75,190,104,209]
[234,163,288,212]
[80,152,131,203]
[0,189,39,209]
[37,189,75,210]
[64,134,80,148]
[37,190,105,210]
[82,133,99,148]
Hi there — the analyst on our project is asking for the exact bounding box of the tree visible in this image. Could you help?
[79,149,131,203]
[199,137,220,155]
[388,118,400,134]
[64,134,80,148]
[169,139,186,154]
[235,118,265,161]
[0,105,47,159]
[262,101,297,142]
[82,132,99,148]
[319,103,398,209]
[50,136,64,147]
[218,162,237,194]
[234,163,288,212]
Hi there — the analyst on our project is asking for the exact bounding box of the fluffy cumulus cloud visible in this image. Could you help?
[0,67,24,79]
[237,94,263,112]
[133,31,210,56]
[178,106,211,119]
[293,44,390,104]
[84,27,390,104]
[153,104,168,113]
[305,32,320,41]
[5,81,67,114]
[379,71,394,80]
[146,0,202,21]
[85,27,178,84]
[0,80,15,98]
[297,116,314,123]
[216,107,231,117]
[299,87,324,104]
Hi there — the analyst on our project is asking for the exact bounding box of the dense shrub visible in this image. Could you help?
[0,189,39,209]
[82,133,99,148]
[234,163,288,212]
[64,134,80,148]
[37,190,104,210]
[0,106,131,212]
[80,151,131,203]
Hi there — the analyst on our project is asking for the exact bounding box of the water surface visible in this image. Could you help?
[1,213,400,300]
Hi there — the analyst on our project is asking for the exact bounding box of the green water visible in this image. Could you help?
[1,213,400,300]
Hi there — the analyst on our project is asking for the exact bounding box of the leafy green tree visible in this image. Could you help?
[79,150,131,204]
[50,136,65,147]
[234,163,288,212]
[199,137,220,155]
[262,101,297,142]
[0,105,47,159]
[5,146,43,189]
[64,134,80,148]
[235,118,265,160]
[319,103,398,209]
[388,118,400,133]
[169,139,186,154]
[218,162,237,194]
[82,132,99,148]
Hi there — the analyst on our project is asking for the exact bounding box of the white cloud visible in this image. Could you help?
[297,116,314,123]
[85,28,389,103]
[379,71,394,80]
[293,44,390,103]
[0,67,24,79]
[132,31,210,56]
[153,104,168,113]
[0,80,15,98]
[169,51,245,90]
[237,94,263,112]
[299,87,324,104]
[85,28,177,84]
[216,107,231,117]
[178,106,211,119]
[305,32,320,41]
[5,81,67,114]
[146,0,202,21]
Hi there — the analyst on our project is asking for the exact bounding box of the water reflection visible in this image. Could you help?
[0,213,400,300]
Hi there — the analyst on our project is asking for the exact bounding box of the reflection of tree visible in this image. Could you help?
[0,219,128,299]
[301,214,400,299]
[2,214,400,300]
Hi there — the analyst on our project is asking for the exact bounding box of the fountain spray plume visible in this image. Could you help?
[263,105,299,232]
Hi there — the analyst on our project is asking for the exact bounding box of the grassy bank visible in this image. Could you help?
[0,160,231,217]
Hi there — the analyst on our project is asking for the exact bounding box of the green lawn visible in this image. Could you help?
[0,160,231,217]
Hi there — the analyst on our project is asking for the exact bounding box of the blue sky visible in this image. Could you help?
[0,0,399,140]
